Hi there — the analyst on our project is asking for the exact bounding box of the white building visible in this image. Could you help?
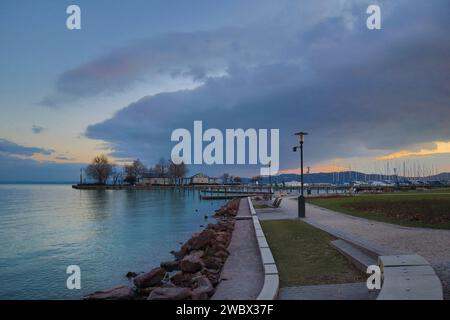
[142,177,172,186]
[190,173,209,185]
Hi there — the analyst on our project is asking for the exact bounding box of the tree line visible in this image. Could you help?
[84,155,245,186]
[85,155,188,185]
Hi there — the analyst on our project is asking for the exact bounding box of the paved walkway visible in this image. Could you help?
[279,283,373,300]
[211,199,264,300]
[256,197,450,299]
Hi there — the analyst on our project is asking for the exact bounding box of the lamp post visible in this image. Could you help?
[293,132,308,218]
[269,160,272,200]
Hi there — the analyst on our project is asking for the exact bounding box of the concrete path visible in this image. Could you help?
[279,283,372,300]
[256,197,450,299]
[211,199,264,300]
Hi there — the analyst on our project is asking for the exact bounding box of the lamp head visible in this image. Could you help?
[295,131,308,143]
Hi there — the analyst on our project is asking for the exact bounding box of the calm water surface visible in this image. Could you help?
[0,184,225,299]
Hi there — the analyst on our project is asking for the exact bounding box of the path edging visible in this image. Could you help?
[247,197,279,300]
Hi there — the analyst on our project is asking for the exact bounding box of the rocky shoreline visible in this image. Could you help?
[84,198,240,300]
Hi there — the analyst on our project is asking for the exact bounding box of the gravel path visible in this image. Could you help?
[257,197,450,299]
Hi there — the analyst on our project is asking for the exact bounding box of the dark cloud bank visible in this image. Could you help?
[0,140,77,182]
[0,139,53,156]
[38,1,450,177]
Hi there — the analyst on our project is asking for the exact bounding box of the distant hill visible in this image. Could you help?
[250,171,450,184]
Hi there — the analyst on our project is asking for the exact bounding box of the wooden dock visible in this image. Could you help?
[200,194,260,200]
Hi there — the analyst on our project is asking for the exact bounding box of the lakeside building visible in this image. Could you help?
[190,173,209,185]
[141,176,172,186]
[208,177,223,185]
[140,173,222,186]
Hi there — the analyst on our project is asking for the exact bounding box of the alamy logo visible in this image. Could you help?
[171,121,279,175]
[366,5,381,30]
[66,265,81,290]
[66,5,81,30]
[366,265,381,290]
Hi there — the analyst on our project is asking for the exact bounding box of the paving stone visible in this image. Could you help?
[255,228,265,237]
[382,265,436,278]
[331,239,376,272]
[257,236,269,248]
[378,275,443,300]
[278,282,370,300]
[260,247,275,264]
[211,199,264,300]
[254,222,262,231]
[264,263,278,275]
[379,254,430,269]
[257,274,279,300]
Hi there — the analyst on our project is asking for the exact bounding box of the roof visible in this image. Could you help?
[191,173,208,178]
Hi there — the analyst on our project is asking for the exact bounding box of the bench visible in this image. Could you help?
[377,254,443,300]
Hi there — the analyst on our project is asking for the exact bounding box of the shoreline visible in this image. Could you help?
[85,198,240,300]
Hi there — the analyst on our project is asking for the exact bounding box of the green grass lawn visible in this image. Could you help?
[261,220,365,287]
[307,194,450,229]
[383,187,450,195]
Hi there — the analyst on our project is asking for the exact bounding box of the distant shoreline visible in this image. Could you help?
[0,181,76,185]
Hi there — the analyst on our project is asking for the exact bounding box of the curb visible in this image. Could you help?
[247,197,279,300]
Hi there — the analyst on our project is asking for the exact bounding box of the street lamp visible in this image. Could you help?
[269,160,272,201]
[293,131,308,218]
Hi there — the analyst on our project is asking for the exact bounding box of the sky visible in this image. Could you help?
[0,0,449,181]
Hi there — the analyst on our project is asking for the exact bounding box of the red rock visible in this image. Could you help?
[190,250,204,258]
[203,267,220,274]
[133,267,166,288]
[147,287,191,300]
[193,276,214,296]
[188,230,215,250]
[203,257,222,270]
[160,260,180,272]
[84,285,135,300]
[201,269,221,286]
[171,243,190,260]
[139,287,157,296]
[126,271,137,278]
[214,250,229,259]
[180,253,203,273]
[170,271,194,287]
[215,233,228,244]
[191,291,209,300]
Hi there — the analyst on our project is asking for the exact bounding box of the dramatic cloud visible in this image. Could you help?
[377,142,450,160]
[52,0,448,175]
[0,139,54,157]
[40,0,380,106]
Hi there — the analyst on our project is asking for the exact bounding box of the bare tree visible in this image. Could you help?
[125,159,147,185]
[111,167,123,185]
[154,157,169,178]
[221,173,230,184]
[86,155,113,185]
[168,161,188,185]
[233,176,242,184]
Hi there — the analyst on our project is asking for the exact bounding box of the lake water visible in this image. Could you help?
[0,184,225,300]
